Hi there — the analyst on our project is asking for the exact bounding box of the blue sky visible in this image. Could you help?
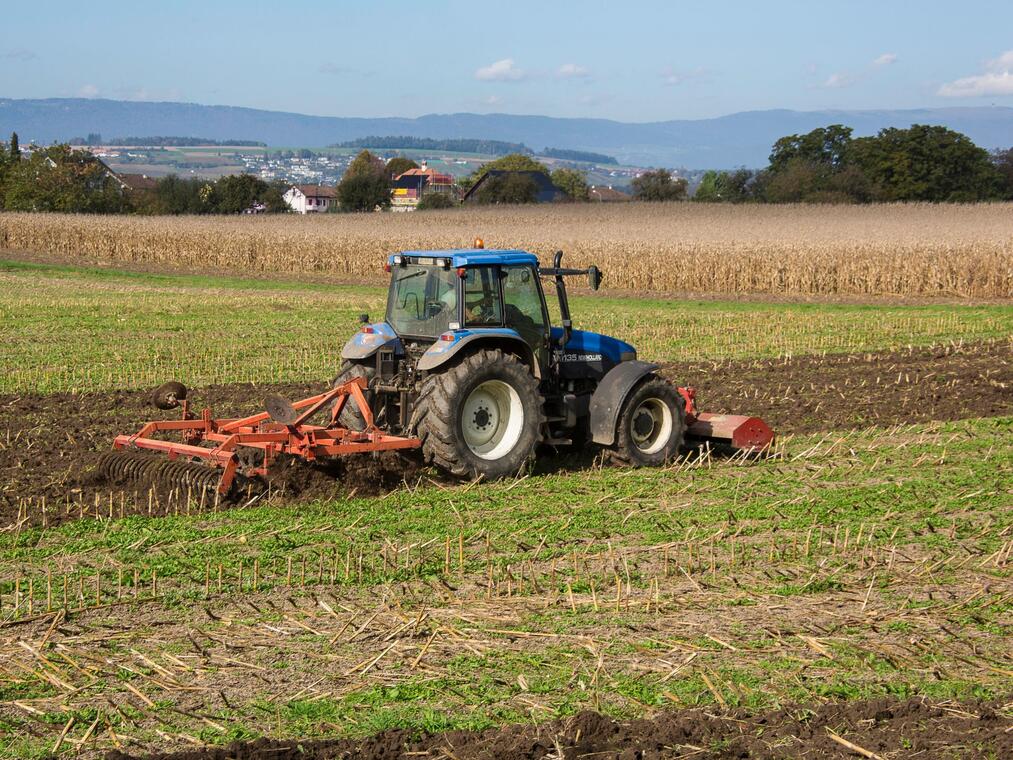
[2,1,1012,121]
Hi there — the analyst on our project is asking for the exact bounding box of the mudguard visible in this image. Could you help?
[341,322,400,361]
[589,361,659,445]
[417,329,537,375]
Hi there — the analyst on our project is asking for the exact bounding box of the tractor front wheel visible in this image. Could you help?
[609,377,685,466]
[414,349,543,480]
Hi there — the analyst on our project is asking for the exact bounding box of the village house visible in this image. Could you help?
[390,160,454,211]
[283,184,337,213]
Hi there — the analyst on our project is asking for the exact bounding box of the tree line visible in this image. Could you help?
[68,135,266,147]
[695,124,1013,203]
[0,136,288,214]
[3,123,1012,214]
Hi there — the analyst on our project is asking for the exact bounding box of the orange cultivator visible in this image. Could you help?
[99,378,421,496]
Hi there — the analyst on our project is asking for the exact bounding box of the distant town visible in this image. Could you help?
[74,140,655,191]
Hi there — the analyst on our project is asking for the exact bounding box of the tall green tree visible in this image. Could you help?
[463,153,550,192]
[851,125,1004,202]
[631,169,688,201]
[208,174,272,213]
[550,167,589,200]
[2,145,128,213]
[475,172,539,204]
[9,132,19,160]
[992,148,1013,199]
[385,156,419,180]
[337,150,390,211]
[694,168,756,203]
[769,125,853,172]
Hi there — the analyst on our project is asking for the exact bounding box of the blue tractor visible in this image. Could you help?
[103,245,772,494]
[334,246,772,480]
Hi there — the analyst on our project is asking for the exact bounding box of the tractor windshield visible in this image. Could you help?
[386,263,459,338]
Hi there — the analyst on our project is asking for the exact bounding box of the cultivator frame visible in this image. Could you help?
[108,377,421,495]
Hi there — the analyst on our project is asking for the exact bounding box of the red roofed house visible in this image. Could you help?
[390,161,454,211]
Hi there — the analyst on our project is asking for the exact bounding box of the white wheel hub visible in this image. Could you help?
[630,397,673,454]
[461,380,525,460]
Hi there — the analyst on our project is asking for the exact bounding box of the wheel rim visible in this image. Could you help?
[630,397,673,455]
[461,380,525,460]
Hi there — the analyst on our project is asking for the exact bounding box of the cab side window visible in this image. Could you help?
[463,267,502,325]
[502,265,547,344]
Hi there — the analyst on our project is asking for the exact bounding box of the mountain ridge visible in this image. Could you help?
[2,97,1011,168]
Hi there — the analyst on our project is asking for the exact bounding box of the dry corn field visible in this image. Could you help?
[2,203,1011,298]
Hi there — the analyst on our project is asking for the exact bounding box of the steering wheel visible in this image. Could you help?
[467,296,496,321]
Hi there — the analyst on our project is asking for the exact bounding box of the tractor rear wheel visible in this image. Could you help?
[609,376,685,466]
[331,361,376,431]
[414,349,544,480]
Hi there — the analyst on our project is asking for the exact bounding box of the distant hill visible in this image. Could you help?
[333,136,531,156]
[3,97,1013,168]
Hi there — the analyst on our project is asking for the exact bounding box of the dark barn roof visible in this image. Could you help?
[462,170,565,204]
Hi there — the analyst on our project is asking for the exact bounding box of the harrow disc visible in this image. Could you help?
[98,450,224,495]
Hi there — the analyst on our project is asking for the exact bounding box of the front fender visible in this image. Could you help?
[589,361,659,445]
[417,329,538,376]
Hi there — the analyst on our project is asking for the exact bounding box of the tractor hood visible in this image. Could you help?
[551,327,637,365]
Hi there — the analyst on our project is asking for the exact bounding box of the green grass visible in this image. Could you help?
[2,417,1008,602]
[2,259,1010,394]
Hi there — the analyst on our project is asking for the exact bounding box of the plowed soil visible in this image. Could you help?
[2,340,1009,527]
[107,696,1011,759]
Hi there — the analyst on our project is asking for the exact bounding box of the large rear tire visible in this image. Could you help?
[609,376,685,466]
[331,361,376,431]
[413,349,544,479]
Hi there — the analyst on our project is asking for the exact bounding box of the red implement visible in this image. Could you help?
[677,387,774,453]
[108,377,421,495]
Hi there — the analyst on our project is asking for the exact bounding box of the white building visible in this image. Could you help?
[283,184,337,214]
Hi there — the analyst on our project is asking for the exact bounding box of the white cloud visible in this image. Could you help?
[78,84,100,98]
[557,63,590,79]
[475,58,526,82]
[873,52,898,66]
[484,95,503,106]
[661,66,708,86]
[939,50,1013,97]
[821,72,855,89]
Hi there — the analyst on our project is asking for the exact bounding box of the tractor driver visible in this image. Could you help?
[437,270,500,324]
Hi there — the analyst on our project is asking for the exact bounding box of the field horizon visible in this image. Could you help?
[2,202,1011,301]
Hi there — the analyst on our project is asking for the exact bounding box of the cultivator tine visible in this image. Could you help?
[98,451,224,495]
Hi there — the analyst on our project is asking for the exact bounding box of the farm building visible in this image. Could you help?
[589,185,631,202]
[114,173,158,193]
[462,170,566,204]
[283,184,336,214]
[390,161,455,211]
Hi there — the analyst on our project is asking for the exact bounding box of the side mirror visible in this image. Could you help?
[358,313,370,324]
[587,266,602,291]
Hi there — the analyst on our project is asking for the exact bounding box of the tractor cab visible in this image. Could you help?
[384,250,548,350]
[368,248,633,388]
